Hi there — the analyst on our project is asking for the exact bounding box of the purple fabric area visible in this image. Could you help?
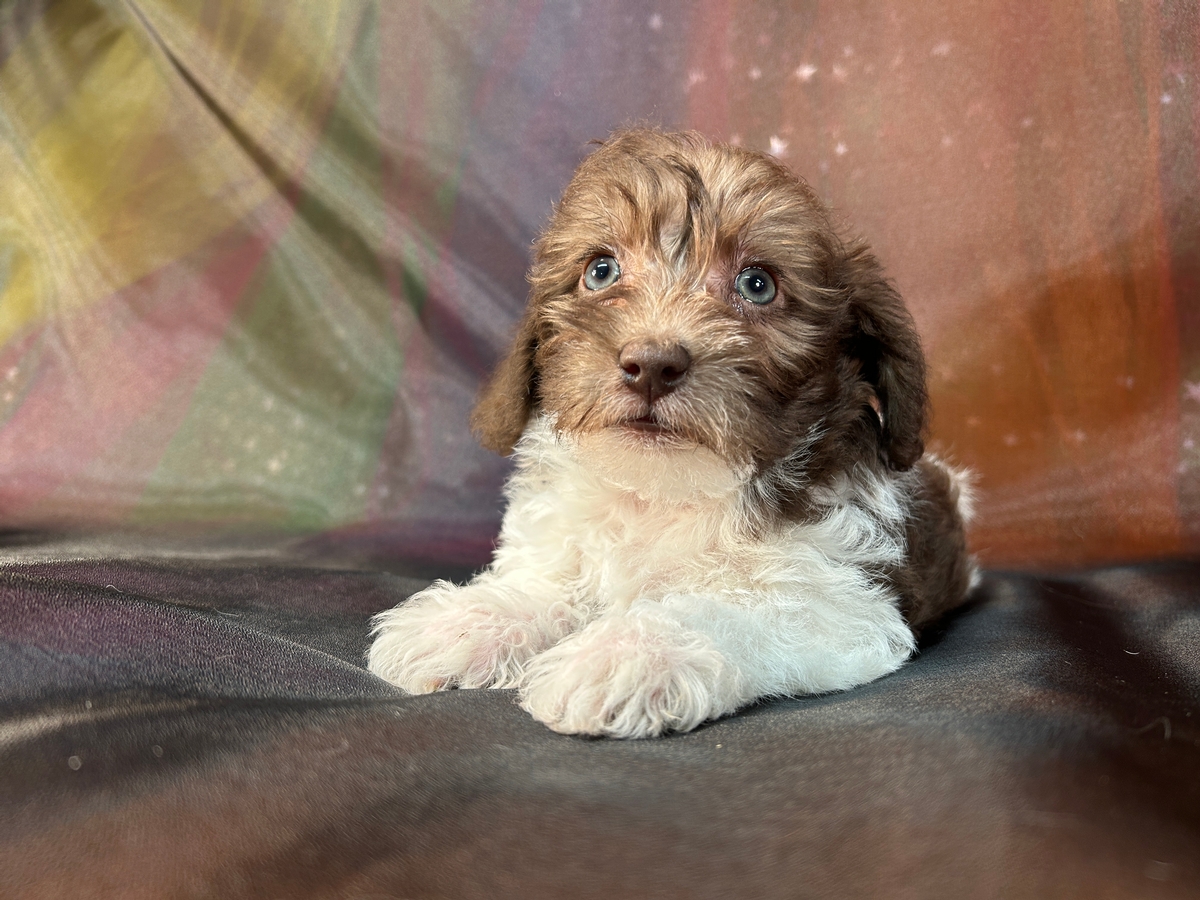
[1,572,390,707]
[1,547,1199,898]
[2,1,1198,569]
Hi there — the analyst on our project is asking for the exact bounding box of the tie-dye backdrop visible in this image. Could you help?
[1,1,1197,569]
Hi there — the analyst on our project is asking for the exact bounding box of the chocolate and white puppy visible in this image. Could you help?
[368,129,974,738]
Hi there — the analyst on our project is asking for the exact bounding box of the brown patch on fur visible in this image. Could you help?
[471,304,541,455]
[892,460,975,633]
[840,246,928,471]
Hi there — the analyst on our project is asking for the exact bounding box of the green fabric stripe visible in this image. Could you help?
[135,6,396,528]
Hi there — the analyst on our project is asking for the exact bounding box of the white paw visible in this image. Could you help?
[518,612,743,739]
[367,581,577,693]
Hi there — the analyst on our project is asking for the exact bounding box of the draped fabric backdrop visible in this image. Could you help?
[1,0,1197,570]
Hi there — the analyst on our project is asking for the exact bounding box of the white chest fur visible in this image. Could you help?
[493,416,910,615]
[369,416,919,738]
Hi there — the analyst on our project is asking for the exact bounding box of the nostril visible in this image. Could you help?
[618,340,691,402]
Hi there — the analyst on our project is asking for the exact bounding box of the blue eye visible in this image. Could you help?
[735,267,777,305]
[583,255,621,290]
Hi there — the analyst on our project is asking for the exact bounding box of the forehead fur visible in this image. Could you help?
[532,129,839,299]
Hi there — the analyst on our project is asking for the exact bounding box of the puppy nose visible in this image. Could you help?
[618,340,691,403]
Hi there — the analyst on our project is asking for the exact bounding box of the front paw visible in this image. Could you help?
[518,613,742,739]
[367,582,574,693]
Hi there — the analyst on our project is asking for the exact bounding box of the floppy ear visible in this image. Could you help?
[469,304,540,456]
[840,243,928,470]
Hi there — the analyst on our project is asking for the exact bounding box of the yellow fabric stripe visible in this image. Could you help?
[0,1,358,347]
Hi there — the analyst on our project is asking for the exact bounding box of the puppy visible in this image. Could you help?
[368,129,974,738]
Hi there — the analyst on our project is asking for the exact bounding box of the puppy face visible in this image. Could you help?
[472,130,927,513]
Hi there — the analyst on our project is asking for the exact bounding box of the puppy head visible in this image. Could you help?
[471,129,927,503]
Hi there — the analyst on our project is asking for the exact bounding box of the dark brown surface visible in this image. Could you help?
[1,542,1198,898]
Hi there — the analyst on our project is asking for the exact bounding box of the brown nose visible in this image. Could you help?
[618,340,691,404]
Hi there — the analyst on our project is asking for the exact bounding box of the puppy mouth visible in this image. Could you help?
[622,413,671,434]
[613,412,694,448]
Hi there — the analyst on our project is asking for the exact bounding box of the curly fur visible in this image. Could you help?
[368,129,974,738]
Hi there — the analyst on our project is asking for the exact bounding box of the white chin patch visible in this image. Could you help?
[572,429,752,503]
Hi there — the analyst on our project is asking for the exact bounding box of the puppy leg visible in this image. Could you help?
[368,573,583,693]
[518,606,744,738]
[520,577,915,739]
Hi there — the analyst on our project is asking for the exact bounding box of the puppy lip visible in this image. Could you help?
[615,414,695,448]
[619,413,669,433]
[609,412,676,436]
